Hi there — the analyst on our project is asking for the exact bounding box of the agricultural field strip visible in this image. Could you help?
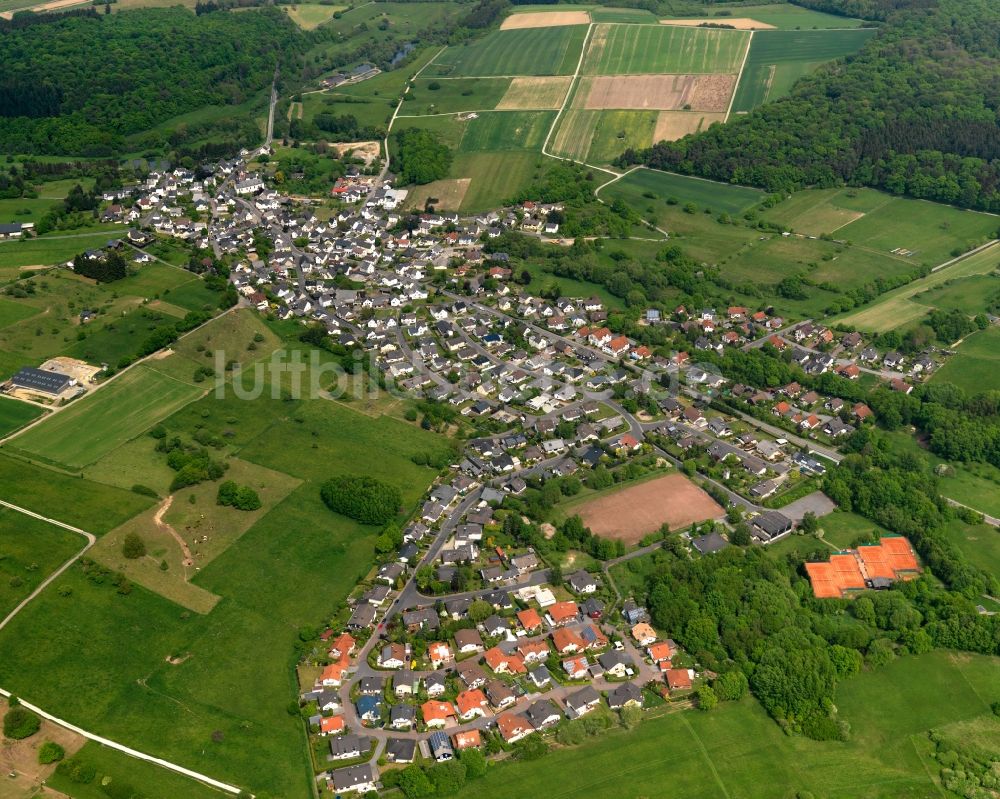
[725,30,754,121]
[541,21,618,176]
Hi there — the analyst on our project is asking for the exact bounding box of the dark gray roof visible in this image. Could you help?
[11,367,71,395]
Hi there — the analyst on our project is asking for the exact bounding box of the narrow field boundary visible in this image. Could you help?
[725,29,753,122]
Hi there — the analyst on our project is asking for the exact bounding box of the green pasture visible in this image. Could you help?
[0,395,45,437]
[601,167,765,216]
[404,77,511,115]
[932,326,1000,394]
[459,111,556,152]
[695,4,869,29]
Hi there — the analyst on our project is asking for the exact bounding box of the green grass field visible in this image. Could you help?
[0,506,85,618]
[590,6,656,22]
[836,242,1000,332]
[588,110,657,163]
[0,390,448,796]
[427,26,588,77]
[932,326,1000,394]
[519,260,624,309]
[459,110,556,152]
[0,232,123,271]
[943,517,1000,579]
[582,24,750,75]
[10,365,203,471]
[318,1,456,41]
[602,167,765,216]
[450,650,1000,799]
[817,510,888,550]
[404,77,511,115]
[451,151,544,211]
[731,28,877,112]
[0,454,153,533]
[394,111,551,210]
[834,198,1000,266]
[46,741,228,799]
[0,295,40,328]
[913,272,1000,315]
[0,395,45,436]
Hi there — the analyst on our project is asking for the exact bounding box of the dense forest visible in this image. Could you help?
[622,0,1000,212]
[0,7,302,156]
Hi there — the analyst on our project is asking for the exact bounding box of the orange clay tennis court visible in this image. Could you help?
[806,536,919,598]
[575,473,723,544]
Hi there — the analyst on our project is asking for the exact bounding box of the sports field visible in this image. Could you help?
[932,326,1000,393]
[836,242,1000,331]
[730,28,877,112]
[426,26,588,77]
[450,649,1000,799]
[601,167,765,216]
[763,188,1000,264]
[572,473,724,543]
[10,365,203,470]
[581,24,750,75]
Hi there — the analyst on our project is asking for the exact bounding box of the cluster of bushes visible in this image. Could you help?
[382,746,487,798]
[320,475,401,525]
[152,429,227,491]
[216,480,262,511]
[3,700,40,740]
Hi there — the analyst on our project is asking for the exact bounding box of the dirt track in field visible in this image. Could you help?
[580,74,735,112]
[576,473,724,543]
[500,10,590,29]
[660,17,775,29]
